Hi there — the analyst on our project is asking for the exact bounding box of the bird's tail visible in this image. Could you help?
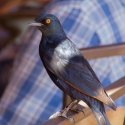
[89,102,111,125]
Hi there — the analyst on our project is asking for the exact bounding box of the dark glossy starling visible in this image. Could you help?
[28,14,116,125]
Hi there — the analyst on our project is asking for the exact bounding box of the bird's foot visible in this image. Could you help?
[49,111,62,119]
[49,111,75,123]
[49,100,78,123]
[71,108,85,116]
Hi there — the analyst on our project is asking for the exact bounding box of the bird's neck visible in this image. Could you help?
[41,32,67,47]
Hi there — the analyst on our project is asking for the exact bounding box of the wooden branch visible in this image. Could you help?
[80,42,125,59]
[42,76,125,125]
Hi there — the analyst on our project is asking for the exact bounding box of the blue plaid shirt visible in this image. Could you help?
[0,0,125,124]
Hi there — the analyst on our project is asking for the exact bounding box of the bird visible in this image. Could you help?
[28,14,117,125]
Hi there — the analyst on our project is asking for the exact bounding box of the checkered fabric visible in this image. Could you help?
[0,0,125,124]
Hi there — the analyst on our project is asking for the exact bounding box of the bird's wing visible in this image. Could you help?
[82,58,116,109]
[42,48,116,109]
[58,59,103,96]
[55,58,115,108]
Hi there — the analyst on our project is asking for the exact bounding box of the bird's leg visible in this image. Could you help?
[49,100,78,123]
[70,100,85,116]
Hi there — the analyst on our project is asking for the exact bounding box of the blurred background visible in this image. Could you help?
[0,1,125,125]
[0,0,49,98]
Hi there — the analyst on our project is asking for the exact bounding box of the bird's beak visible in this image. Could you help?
[27,21,43,27]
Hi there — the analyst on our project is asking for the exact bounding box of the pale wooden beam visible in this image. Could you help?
[42,76,125,125]
[77,107,125,125]
[80,42,125,59]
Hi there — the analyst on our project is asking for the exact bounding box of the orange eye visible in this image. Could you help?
[46,18,51,24]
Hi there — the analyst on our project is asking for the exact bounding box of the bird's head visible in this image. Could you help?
[28,14,66,38]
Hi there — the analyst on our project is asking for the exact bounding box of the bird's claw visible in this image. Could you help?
[71,108,85,116]
[67,116,75,123]
[49,111,75,123]
[49,111,62,119]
